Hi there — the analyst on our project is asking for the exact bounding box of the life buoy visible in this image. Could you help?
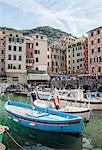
[53,96,60,109]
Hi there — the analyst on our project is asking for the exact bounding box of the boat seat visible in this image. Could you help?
[26,112,48,118]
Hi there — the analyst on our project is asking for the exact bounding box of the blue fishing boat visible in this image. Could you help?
[5,101,83,135]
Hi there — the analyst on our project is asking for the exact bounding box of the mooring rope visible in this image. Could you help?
[5,130,26,150]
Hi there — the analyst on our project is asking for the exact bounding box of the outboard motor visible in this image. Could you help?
[31,92,37,102]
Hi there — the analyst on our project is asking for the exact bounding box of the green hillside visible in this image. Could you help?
[0,26,72,40]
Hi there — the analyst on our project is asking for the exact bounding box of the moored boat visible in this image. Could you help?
[5,101,83,135]
[60,89,102,110]
[37,88,102,110]
[34,99,90,122]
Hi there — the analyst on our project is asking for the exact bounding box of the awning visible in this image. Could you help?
[59,75,70,81]
[27,73,50,81]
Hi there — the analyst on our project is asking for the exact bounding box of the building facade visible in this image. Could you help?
[5,32,27,83]
[0,30,5,76]
[88,26,102,76]
[26,37,34,70]
[31,33,48,72]
[66,36,88,76]
[47,40,66,75]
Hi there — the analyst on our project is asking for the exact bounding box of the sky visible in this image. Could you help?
[0,0,102,36]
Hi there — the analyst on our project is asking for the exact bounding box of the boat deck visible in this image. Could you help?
[35,100,90,112]
[7,105,69,121]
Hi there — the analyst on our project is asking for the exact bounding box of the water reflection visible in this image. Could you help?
[0,93,102,149]
[3,119,82,150]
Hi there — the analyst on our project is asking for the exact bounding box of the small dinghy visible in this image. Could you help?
[5,101,83,135]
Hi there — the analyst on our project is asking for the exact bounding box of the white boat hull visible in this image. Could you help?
[34,100,91,122]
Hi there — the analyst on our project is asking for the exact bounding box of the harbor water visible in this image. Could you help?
[0,93,102,150]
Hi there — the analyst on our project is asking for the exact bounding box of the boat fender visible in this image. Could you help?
[53,96,60,110]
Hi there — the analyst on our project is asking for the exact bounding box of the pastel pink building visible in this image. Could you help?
[0,30,5,76]
[88,26,102,76]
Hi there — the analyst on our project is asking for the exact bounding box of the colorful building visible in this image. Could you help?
[26,37,34,70]
[0,30,5,76]
[87,26,102,76]
[5,31,27,83]
[66,36,88,76]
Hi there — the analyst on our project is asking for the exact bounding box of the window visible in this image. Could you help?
[48,48,49,51]
[10,34,12,36]
[18,64,21,69]
[48,55,49,59]
[17,38,19,42]
[91,32,93,36]
[19,46,22,51]
[13,55,16,60]
[8,55,11,60]
[54,55,56,59]
[73,60,74,63]
[98,47,100,52]
[68,60,70,64]
[52,61,54,65]
[92,49,94,53]
[80,64,82,67]
[35,50,37,54]
[1,59,4,63]
[9,38,11,42]
[41,36,43,39]
[36,57,39,62]
[91,41,93,45]
[29,43,33,48]
[8,45,11,50]
[8,64,10,69]
[36,42,38,46]
[14,46,16,51]
[77,53,80,56]
[19,56,22,61]
[30,52,32,56]
[13,66,16,69]
[36,35,38,38]
[36,67,38,70]
[77,66,79,69]
[29,60,32,63]
[99,57,102,62]
[92,67,94,73]
[97,30,100,34]
[16,35,18,37]
[48,62,49,66]
[1,68,4,71]
[38,50,40,54]
[22,39,24,43]
[1,50,4,54]
[98,66,101,72]
[98,39,100,43]
[56,62,58,66]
